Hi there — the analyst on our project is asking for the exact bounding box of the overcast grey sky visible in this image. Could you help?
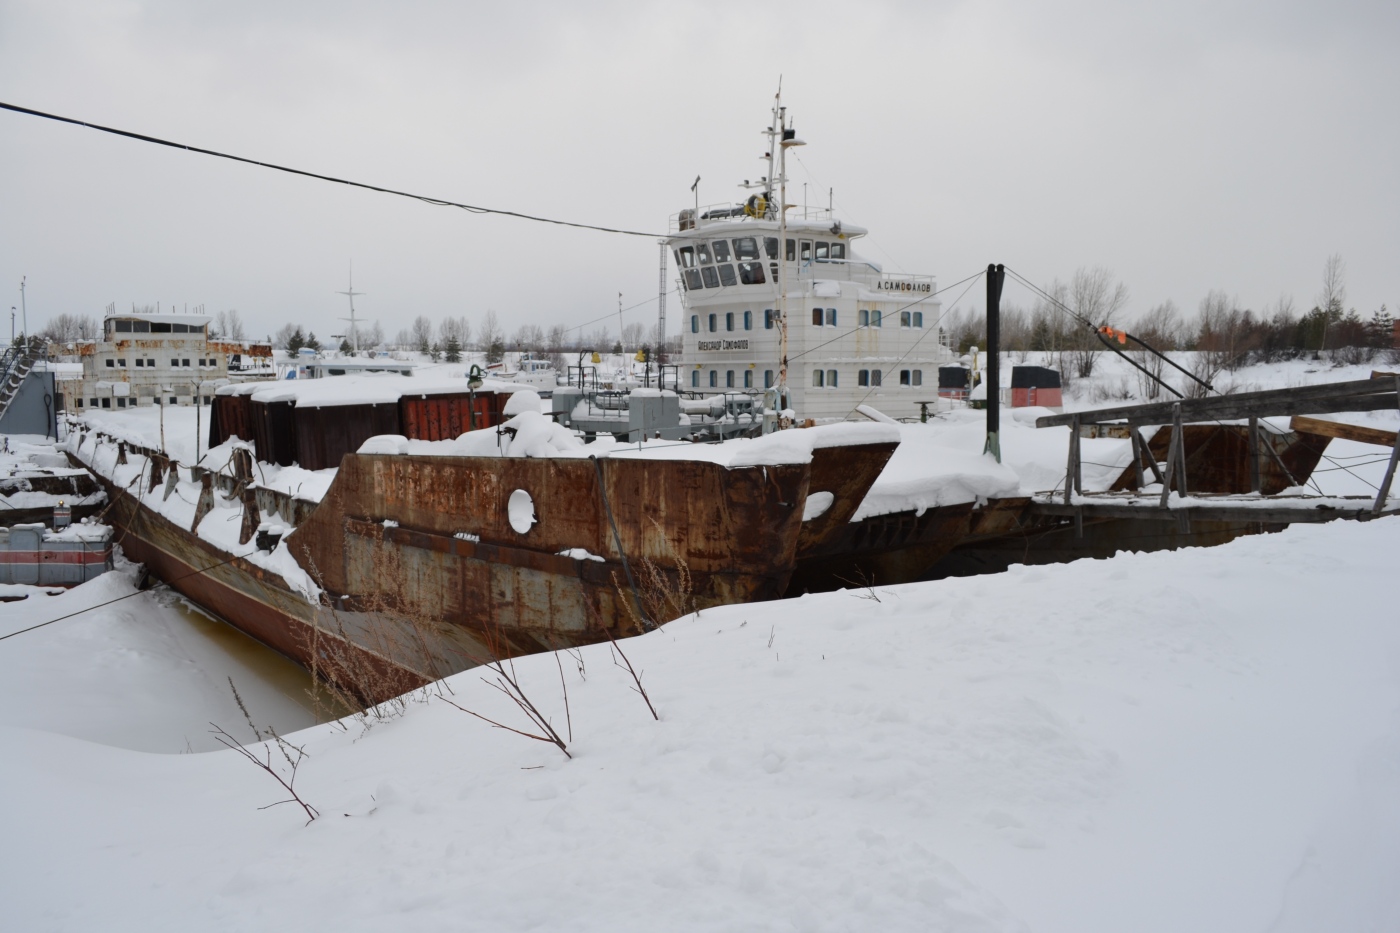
[2,0,1396,344]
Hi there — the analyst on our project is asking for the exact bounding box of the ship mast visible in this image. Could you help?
[774,91,804,423]
[337,264,365,355]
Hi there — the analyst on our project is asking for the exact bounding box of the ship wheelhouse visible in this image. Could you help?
[670,205,949,422]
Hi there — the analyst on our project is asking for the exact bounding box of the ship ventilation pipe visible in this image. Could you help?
[984,263,1005,463]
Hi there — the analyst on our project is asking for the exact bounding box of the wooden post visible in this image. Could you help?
[1131,430,1145,489]
[1374,377,1400,514]
[1159,404,1182,508]
[1248,415,1261,494]
[1064,414,1080,505]
[1134,428,1166,486]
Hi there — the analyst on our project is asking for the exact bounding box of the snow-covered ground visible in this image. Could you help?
[0,557,334,753]
[6,356,1396,930]
[2,514,1399,930]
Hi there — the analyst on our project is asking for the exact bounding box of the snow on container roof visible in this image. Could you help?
[216,374,523,408]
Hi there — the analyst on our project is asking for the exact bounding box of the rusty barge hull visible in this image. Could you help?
[77,434,902,702]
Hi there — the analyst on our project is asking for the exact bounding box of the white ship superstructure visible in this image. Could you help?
[671,95,952,422]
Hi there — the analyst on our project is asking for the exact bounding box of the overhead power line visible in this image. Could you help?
[0,100,664,239]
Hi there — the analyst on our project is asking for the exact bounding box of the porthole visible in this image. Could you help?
[507,489,536,534]
[803,491,835,521]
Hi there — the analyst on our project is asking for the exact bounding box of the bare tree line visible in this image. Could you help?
[939,256,1396,394]
[274,306,675,363]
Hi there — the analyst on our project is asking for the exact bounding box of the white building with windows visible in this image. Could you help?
[670,100,953,422]
[58,312,271,412]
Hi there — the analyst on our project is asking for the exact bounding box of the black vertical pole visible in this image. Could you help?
[984,263,1005,462]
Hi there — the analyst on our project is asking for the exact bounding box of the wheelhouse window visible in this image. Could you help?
[733,237,758,261]
[743,310,752,330]
[785,239,796,261]
[684,269,703,290]
[825,308,837,326]
[826,369,838,387]
[708,313,717,332]
[151,322,172,333]
[811,308,823,326]
[738,261,765,284]
[132,321,150,333]
[831,243,846,260]
[912,311,923,327]
[114,320,133,333]
[717,264,738,287]
[691,315,699,333]
[900,311,912,327]
[697,242,713,264]
[709,370,717,388]
[676,246,696,268]
[800,240,813,263]
[725,312,734,332]
[764,237,779,260]
[814,241,829,261]
[712,240,731,262]
[701,266,720,288]
[813,369,824,387]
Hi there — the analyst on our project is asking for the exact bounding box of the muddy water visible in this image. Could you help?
[165,594,356,724]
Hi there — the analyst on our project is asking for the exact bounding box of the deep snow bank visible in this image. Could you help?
[4,518,1400,931]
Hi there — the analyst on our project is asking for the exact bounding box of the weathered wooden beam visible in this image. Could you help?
[1036,378,1398,427]
[1248,416,1261,494]
[1289,415,1399,448]
[1374,376,1400,514]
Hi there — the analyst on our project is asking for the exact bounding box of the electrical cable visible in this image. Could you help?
[844,271,985,416]
[0,549,252,642]
[788,268,984,366]
[0,99,664,239]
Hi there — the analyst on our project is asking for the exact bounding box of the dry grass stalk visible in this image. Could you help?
[211,677,319,825]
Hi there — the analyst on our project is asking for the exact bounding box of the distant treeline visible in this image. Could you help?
[939,257,1396,390]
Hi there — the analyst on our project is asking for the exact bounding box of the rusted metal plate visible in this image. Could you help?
[399,393,500,440]
[796,442,900,557]
[252,400,299,466]
[209,394,253,448]
[1110,425,1330,495]
[292,403,401,471]
[786,502,975,595]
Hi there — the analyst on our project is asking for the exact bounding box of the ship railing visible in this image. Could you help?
[669,204,844,233]
[794,260,937,294]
